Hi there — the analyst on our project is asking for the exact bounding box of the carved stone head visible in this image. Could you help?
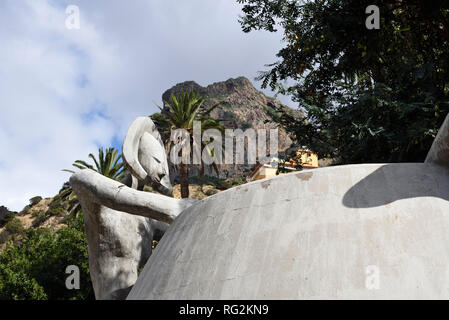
[122,117,173,196]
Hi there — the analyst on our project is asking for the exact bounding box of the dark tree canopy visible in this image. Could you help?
[238,0,449,163]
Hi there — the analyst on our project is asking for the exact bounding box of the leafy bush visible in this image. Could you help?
[19,205,31,216]
[0,230,10,245]
[47,208,66,217]
[205,189,218,196]
[232,178,244,185]
[68,198,81,212]
[0,206,9,220]
[216,180,232,190]
[31,209,43,217]
[59,182,71,193]
[0,267,47,300]
[5,218,24,235]
[32,212,48,228]
[59,188,73,201]
[222,110,236,120]
[0,210,15,228]
[48,197,62,210]
[0,213,94,300]
[29,196,43,207]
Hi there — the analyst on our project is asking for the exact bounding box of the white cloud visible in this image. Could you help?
[0,0,292,211]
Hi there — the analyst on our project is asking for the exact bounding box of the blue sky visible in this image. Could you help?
[0,0,294,211]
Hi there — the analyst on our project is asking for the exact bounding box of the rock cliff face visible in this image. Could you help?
[161,77,304,180]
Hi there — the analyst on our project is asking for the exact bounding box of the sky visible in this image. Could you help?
[0,0,295,211]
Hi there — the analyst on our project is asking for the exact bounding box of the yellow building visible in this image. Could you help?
[247,150,318,182]
[292,150,319,169]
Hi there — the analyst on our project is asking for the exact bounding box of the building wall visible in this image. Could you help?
[252,166,278,181]
[296,151,318,168]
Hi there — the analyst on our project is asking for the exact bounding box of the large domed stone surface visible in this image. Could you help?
[128,163,449,299]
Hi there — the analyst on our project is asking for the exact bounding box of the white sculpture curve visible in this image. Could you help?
[127,114,449,300]
[122,117,172,195]
[70,117,197,300]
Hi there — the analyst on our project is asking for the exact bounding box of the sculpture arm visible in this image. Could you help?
[70,169,197,224]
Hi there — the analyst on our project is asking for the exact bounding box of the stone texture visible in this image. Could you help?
[70,170,197,300]
[426,113,449,166]
[70,170,197,224]
[122,117,172,195]
[70,116,197,300]
[128,163,449,299]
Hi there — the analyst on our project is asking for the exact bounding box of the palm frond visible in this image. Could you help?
[64,147,125,181]
[88,153,100,172]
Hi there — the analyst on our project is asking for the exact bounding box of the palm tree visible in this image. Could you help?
[62,147,125,218]
[156,90,220,198]
[64,147,126,181]
[197,116,225,191]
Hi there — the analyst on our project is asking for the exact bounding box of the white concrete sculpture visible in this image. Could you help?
[122,117,172,195]
[126,114,449,300]
[70,117,197,300]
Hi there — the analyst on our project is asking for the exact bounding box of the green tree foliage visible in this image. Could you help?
[29,196,43,207]
[196,116,225,191]
[153,90,221,198]
[238,0,449,163]
[5,218,24,235]
[0,206,16,228]
[64,147,125,181]
[32,212,48,228]
[0,213,94,300]
[160,90,207,130]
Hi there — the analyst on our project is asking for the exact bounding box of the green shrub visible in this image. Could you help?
[47,208,66,217]
[0,211,15,228]
[0,206,9,220]
[19,205,31,216]
[222,110,236,120]
[68,198,80,211]
[0,213,94,300]
[0,230,10,245]
[48,198,62,210]
[216,180,232,190]
[59,188,73,201]
[232,178,244,185]
[31,209,43,217]
[32,212,48,228]
[0,267,47,300]
[205,189,218,196]
[29,196,43,207]
[5,218,24,235]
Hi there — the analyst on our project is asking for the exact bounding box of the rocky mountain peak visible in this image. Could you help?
[162,77,256,102]
[160,76,304,180]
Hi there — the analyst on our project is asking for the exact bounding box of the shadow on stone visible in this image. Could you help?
[342,163,449,208]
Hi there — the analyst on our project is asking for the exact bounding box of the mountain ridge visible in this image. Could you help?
[160,76,304,180]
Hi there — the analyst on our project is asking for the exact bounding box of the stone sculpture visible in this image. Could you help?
[70,117,197,300]
[73,113,449,300]
[127,113,449,300]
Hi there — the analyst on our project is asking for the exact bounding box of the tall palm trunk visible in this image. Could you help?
[180,163,190,198]
[198,162,204,192]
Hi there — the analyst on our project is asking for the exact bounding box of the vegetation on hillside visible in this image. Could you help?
[0,201,93,300]
[0,147,127,300]
[0,171,243,300]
